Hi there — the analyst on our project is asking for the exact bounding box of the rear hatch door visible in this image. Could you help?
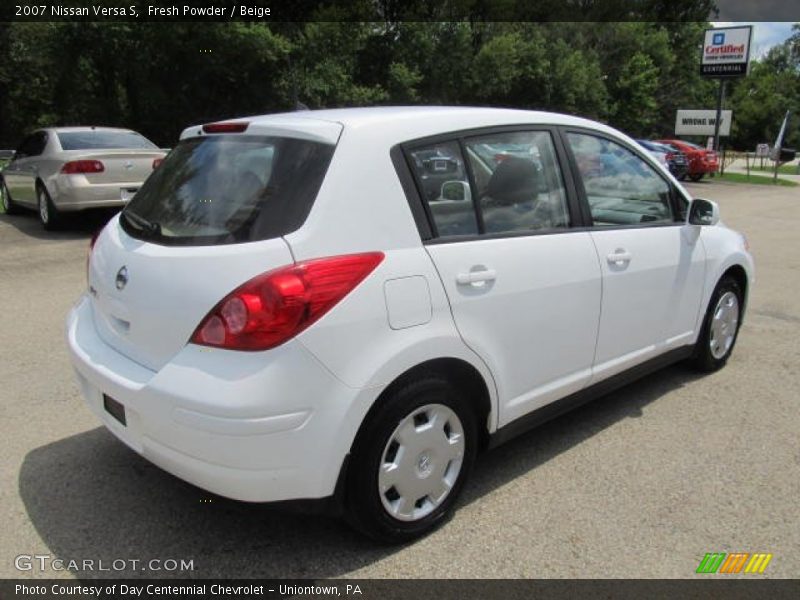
[87,125,339,371]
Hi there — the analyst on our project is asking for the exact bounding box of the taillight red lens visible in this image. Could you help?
[61,160,104,174]
[152,157,164,169]
[191,252,384,351]
[202,122,249,134]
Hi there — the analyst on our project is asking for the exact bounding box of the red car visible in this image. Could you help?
[656,139,718,181]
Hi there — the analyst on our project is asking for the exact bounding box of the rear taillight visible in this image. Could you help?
[62,160,104,174]
[202,121,249,134]
[191,252,384,351]
[152,157,164,169]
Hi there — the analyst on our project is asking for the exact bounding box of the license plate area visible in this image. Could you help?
[103,394,127,426]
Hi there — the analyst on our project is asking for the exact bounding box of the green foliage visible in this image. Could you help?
[0,17,797,154]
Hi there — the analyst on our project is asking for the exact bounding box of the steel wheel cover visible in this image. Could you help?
[378,403,465,522]
[710,291,739,359]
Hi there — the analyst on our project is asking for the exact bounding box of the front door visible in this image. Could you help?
[564,131,706,381]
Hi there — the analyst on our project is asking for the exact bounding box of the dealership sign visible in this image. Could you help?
[701,26,752,77]
[675,110,732,136]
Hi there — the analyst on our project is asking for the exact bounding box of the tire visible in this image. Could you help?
[37,183,62,230]
[688,173,704,182]
[1,178,20,215]
[345,375,477,543]
[689,276,743,372]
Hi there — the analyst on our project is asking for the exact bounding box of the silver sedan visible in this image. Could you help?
[0,127,166,230]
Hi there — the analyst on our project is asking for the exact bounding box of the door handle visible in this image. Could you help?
[456,268,496,285]
[606,250,632,264]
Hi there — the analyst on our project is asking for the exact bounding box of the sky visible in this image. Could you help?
[711,22,797,59]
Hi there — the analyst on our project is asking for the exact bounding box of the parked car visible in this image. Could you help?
[636,139,689,180]
[0,127,166,229]
[67,107,753,542]
[656,138,718,182]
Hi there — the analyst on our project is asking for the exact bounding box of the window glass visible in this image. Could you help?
[465,131,570,233]
[408,141,478,237]
[16,132,47,157]
[57,130,158,150]
[121,135,333,245]
[567,133,674,226]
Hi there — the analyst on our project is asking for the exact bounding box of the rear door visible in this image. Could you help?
[406,128,602,427]
[563,130,705,381]
[4,132,47,205]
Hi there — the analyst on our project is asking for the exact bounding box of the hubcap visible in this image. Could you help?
[709,291,739,359]
[378,403,465,522]
[39,191,49,224]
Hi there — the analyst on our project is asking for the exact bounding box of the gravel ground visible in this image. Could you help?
[0,180,797,579]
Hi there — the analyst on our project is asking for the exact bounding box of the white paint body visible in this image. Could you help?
[66,107,754,503]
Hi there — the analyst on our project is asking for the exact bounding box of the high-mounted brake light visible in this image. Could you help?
[62,160,104,174]
[191,252,384,351]
[202,122,249,134]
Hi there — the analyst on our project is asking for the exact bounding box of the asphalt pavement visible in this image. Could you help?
[0,180,797,579]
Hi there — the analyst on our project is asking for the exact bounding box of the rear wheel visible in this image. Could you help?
[1,179,19,215]
[345,375,477,543]
[690,276,742,372]
[37,183,63,230]
[688,173,704,182]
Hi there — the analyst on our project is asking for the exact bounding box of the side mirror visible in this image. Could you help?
[441,180,471,202]
[688,198,720,226]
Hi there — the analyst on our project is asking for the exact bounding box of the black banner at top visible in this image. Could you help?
[1,0,799,23]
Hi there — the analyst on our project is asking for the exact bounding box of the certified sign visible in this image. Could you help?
[701,26,752,77]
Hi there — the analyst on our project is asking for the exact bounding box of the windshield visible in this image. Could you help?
[58,130,158,150]
[121,135,334,245]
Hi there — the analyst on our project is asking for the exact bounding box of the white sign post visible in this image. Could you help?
[674,110,732,136]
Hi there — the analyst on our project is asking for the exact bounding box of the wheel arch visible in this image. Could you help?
[351,357,494,455]
[719,263,750,322]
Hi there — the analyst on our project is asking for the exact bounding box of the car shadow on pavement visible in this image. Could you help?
[0,209,116,241]
[18,363,702,579]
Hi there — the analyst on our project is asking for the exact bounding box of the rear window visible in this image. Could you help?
[58,130,158,150]
[120,135,335,245]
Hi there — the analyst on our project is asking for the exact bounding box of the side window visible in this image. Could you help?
[464,131,570,233]
[408,141,478,237]
[15,132,46,158]
[567,132,674,226]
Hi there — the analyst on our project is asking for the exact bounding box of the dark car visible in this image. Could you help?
[636,140,689,180]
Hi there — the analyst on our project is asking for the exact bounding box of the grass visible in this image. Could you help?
[716,171,798,187]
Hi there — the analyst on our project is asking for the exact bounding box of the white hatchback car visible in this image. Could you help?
[67,107,753,542]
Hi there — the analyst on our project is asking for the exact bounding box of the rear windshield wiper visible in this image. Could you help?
[123,210,161,237]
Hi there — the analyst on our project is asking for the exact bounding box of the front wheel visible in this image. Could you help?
[1,179,19,215]
[690,276,742,372]
[345,376,477,543]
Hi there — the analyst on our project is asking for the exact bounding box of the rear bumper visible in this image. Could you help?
[49,175,141,211]
[66,295,373,502]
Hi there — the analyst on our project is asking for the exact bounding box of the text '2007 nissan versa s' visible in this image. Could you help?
[66,107,753,542]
